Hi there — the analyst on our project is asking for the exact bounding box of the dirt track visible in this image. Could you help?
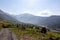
[0,28,18,40]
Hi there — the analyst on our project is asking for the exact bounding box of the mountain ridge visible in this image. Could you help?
[15,13,60,31]
[0,9,18,22]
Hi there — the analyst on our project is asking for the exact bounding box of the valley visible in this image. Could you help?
[0,10,60,40]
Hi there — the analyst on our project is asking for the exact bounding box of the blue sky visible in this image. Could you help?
[0,0,60,17]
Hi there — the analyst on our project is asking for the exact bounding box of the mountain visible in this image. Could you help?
[0,9,18,22]
[43,16,60,31]
[15,13,47,25]
[15,14,60,31]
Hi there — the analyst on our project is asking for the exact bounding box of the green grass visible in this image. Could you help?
[0,20,60,40]
[12,28,60,40]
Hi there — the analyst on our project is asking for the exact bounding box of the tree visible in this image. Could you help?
[41,27,47,34]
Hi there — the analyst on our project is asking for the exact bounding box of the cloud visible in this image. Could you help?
[19,9,60,17]
[21,10,53,17]
[32,10,60,17]
[32,10,52,17]
[39,10,52,16]
[21,10,32,13]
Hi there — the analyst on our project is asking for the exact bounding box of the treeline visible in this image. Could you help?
[0,20,47,34]
[0,20,40,28]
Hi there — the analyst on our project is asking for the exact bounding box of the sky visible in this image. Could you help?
[0,0,60,17]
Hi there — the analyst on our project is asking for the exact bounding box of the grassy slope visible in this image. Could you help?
[0,20,60,40]
[12,28,60,40]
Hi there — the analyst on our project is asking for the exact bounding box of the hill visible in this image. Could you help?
[15,13,47,25]
[15,14,60,32]
[0,9,18,22]
[12,27,60,40]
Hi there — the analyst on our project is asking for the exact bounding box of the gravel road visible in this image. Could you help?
[0,28,18,40]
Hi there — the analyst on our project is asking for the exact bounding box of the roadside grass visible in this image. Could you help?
[12,28,60,40]
[0,20,60,40]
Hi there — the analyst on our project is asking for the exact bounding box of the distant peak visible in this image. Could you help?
[23,13,33,15]
[50,15,60,17]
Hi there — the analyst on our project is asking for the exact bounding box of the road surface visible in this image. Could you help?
[0,28,18,40]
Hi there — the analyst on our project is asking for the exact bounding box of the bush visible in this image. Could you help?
[2,24,6,28]
[41,27,47,34]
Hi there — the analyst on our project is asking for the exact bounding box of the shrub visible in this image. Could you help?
[2,24,7,28]
[41,27,47,34]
